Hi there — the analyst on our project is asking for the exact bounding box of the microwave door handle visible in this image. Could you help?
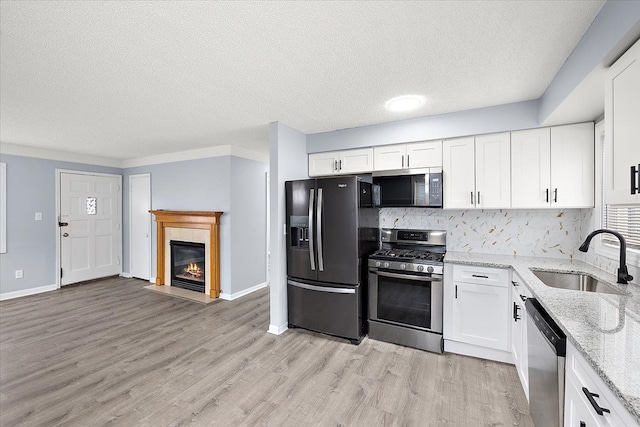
[308,189,316,271]
[317,188,324,271]
[425,172,430,206]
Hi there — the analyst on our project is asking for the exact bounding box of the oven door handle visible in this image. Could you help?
[370,270,442,282]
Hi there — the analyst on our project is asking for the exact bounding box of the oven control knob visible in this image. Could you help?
[383,262,390,268]
[427,266,434,273]
[400,263,406,270]
[416,265,424,272]
[375,261,381,267]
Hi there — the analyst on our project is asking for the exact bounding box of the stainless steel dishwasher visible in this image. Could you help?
[526,298,566,427]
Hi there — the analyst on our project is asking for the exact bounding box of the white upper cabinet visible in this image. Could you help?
[373,144,405,171]
[373,140,442,171]
[550,123,595,208]
[511,128,552,208]
[443,137,476,208]
[475,133,511,209]
[406,141,442,168]
[512,123,594,208]
[308,148,373,177]
[443,133,510,209]
[605,38,640,205]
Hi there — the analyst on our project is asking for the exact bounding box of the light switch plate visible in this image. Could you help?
[35,212,42,221]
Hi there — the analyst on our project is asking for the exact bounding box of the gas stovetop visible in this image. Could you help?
[369,248,444,264]
[368,228,446,274]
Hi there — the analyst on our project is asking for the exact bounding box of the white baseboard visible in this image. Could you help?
[0,284,58,301]
[444,340,514,365]
[268,322,288,335]
[219,282,267,301]
[149,277,156,284]
[120,272,133,278]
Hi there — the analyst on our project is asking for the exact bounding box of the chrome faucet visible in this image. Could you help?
[579,229,634,284]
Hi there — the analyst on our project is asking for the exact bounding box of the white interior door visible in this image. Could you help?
[130,174,151,280]
[60,172,121,285]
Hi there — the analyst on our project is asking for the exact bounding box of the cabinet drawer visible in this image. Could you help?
[452,265,509,287]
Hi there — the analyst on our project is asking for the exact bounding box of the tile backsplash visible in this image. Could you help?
[379,208,586,258]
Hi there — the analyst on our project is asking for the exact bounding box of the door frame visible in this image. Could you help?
[129,173,151,281]
[55,169,123,289]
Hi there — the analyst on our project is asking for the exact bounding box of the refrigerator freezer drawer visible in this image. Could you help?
[287,280,363,343]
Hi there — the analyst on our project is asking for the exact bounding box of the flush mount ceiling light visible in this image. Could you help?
[385,95,426,112]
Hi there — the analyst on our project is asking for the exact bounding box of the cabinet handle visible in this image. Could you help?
[553,188,558,203]
[339,159,342,171]
[513,302,521,322]
[545,188,549,203]
[407,154,410,168]
[512,280,519,287]
[632,165,639,195]
[582,387,610,416]
[334,160,338,171]
[401,155,404,168]
[520,294,527,302]
[477,191,481,205]
[580,422,586,427]
[455,285,458,299]
[470,191,474,205]
[472,274,488,279]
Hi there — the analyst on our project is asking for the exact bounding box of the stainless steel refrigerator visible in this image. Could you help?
[286,176,379,344]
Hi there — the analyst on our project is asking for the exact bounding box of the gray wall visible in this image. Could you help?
[123,156,232,293]
[268,122,309,332]
[230,156,268,294]
[123,155,268,296]
[306,100,539,153]
[0,154,121,294]
[539,0,640,123]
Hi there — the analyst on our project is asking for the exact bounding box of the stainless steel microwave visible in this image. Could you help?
[372,168,443,208]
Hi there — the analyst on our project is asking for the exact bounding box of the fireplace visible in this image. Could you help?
[170,240,206,293]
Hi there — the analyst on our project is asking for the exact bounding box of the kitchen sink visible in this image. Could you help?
[531,270,624,295]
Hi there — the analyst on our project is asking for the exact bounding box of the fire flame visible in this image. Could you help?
[183,263,203,278]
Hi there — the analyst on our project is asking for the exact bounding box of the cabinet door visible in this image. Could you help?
[510,286,528,400]
[443,137,476,209]
[339,148,374,174]
[406,141,442,168]
[373,145,406,171]
[564,377,604,427]
[451,281,509,351]
[309,152,338,177]
[605,39,640,205]
[550,123,594,208]
[511,128,551,208]
[475,133,511,208]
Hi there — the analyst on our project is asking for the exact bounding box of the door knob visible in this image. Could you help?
[63,233,69,237]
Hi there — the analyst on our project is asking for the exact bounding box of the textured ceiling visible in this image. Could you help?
[0,1,605,160]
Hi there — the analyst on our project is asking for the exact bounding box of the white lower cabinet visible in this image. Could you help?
[564,340,638,427]
[444,264,511,361]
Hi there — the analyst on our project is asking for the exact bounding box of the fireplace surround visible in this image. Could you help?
[150,210,223,298]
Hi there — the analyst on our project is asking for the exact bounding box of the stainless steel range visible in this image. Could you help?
[368,228,446,353]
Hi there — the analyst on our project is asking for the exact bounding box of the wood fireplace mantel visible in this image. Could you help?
[149,210,223,298]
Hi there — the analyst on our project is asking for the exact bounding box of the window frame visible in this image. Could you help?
[593,120,640,267]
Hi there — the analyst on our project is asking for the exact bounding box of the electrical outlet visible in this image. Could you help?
[15,270,24,279]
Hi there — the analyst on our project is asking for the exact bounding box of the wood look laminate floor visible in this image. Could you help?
[0,277,534,427]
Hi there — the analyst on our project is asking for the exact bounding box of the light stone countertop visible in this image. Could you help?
[444,251,640,424]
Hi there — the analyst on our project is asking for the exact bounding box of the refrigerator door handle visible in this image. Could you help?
[308,189,316,271]
[317,188,324,271]
[288,280,355,294]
